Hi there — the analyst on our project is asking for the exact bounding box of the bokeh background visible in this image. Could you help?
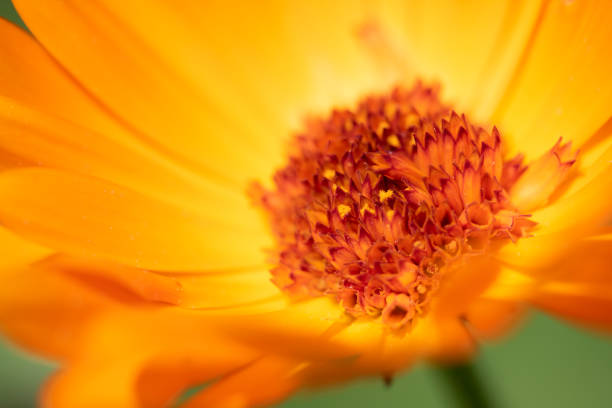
[0,1,611,407]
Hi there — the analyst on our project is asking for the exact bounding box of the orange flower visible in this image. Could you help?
[0,1,611,407]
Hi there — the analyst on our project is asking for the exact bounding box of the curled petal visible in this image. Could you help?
[511,139,576,211]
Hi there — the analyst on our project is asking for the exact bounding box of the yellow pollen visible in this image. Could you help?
[337,204,352,218]
[375,121,390,136]
[360,202,375,216]
[386,134,401,147]
[379,189,394,202]
[407,136,417,149]
[323,169,336,179]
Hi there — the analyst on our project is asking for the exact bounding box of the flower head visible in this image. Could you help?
[0,1,611,407]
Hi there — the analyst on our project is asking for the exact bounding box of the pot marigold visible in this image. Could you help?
[0,1,611,407]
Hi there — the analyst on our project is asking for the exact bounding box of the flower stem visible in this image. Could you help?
[435,362,495,408]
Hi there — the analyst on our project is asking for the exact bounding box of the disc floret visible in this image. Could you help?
[256,84,534,329]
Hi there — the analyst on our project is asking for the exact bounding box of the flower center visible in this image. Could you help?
[253,83,535,330]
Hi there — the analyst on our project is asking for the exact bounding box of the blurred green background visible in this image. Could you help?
[1,1,611,407]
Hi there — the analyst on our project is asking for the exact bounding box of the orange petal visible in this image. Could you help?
[546,135,612,211]
[431,255,501,320]
[497,163,612,269]
[292,316,439,379]
[13,0,395,186]
[0,226,51,270]
[0,167,270,270]
[50,256,289,313]
[135,358,256,408]
[463,299,527,340]
[218,297,353,361]
[510,139,576,212]
[0,18,125,137]
[42,309,259,408]
[529,237,612,330]
[356,313,475,366]
[37,255,184,305]
[528,234,612,282]
[493,0,612,158]
[174,269,285,311]
[422,317,477,364]
[43,362,142,408]
[299,313,474,383]
[376,0,544,120]
[481,268,535,301]
[0,18,266,231]
[218,296,473,369]
[491,237,612,331]
[531,164,612,236]
[531,287,612,332]
[179,356,304,408]
[0,264,113,360]
[0,95,266,230]
[1,253,197,360]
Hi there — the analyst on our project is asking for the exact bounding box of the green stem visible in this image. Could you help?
[435,362,495,408]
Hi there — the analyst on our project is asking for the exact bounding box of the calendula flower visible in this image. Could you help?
[1,1,611,407]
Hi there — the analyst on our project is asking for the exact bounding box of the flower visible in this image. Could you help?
[0,1,611,407]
